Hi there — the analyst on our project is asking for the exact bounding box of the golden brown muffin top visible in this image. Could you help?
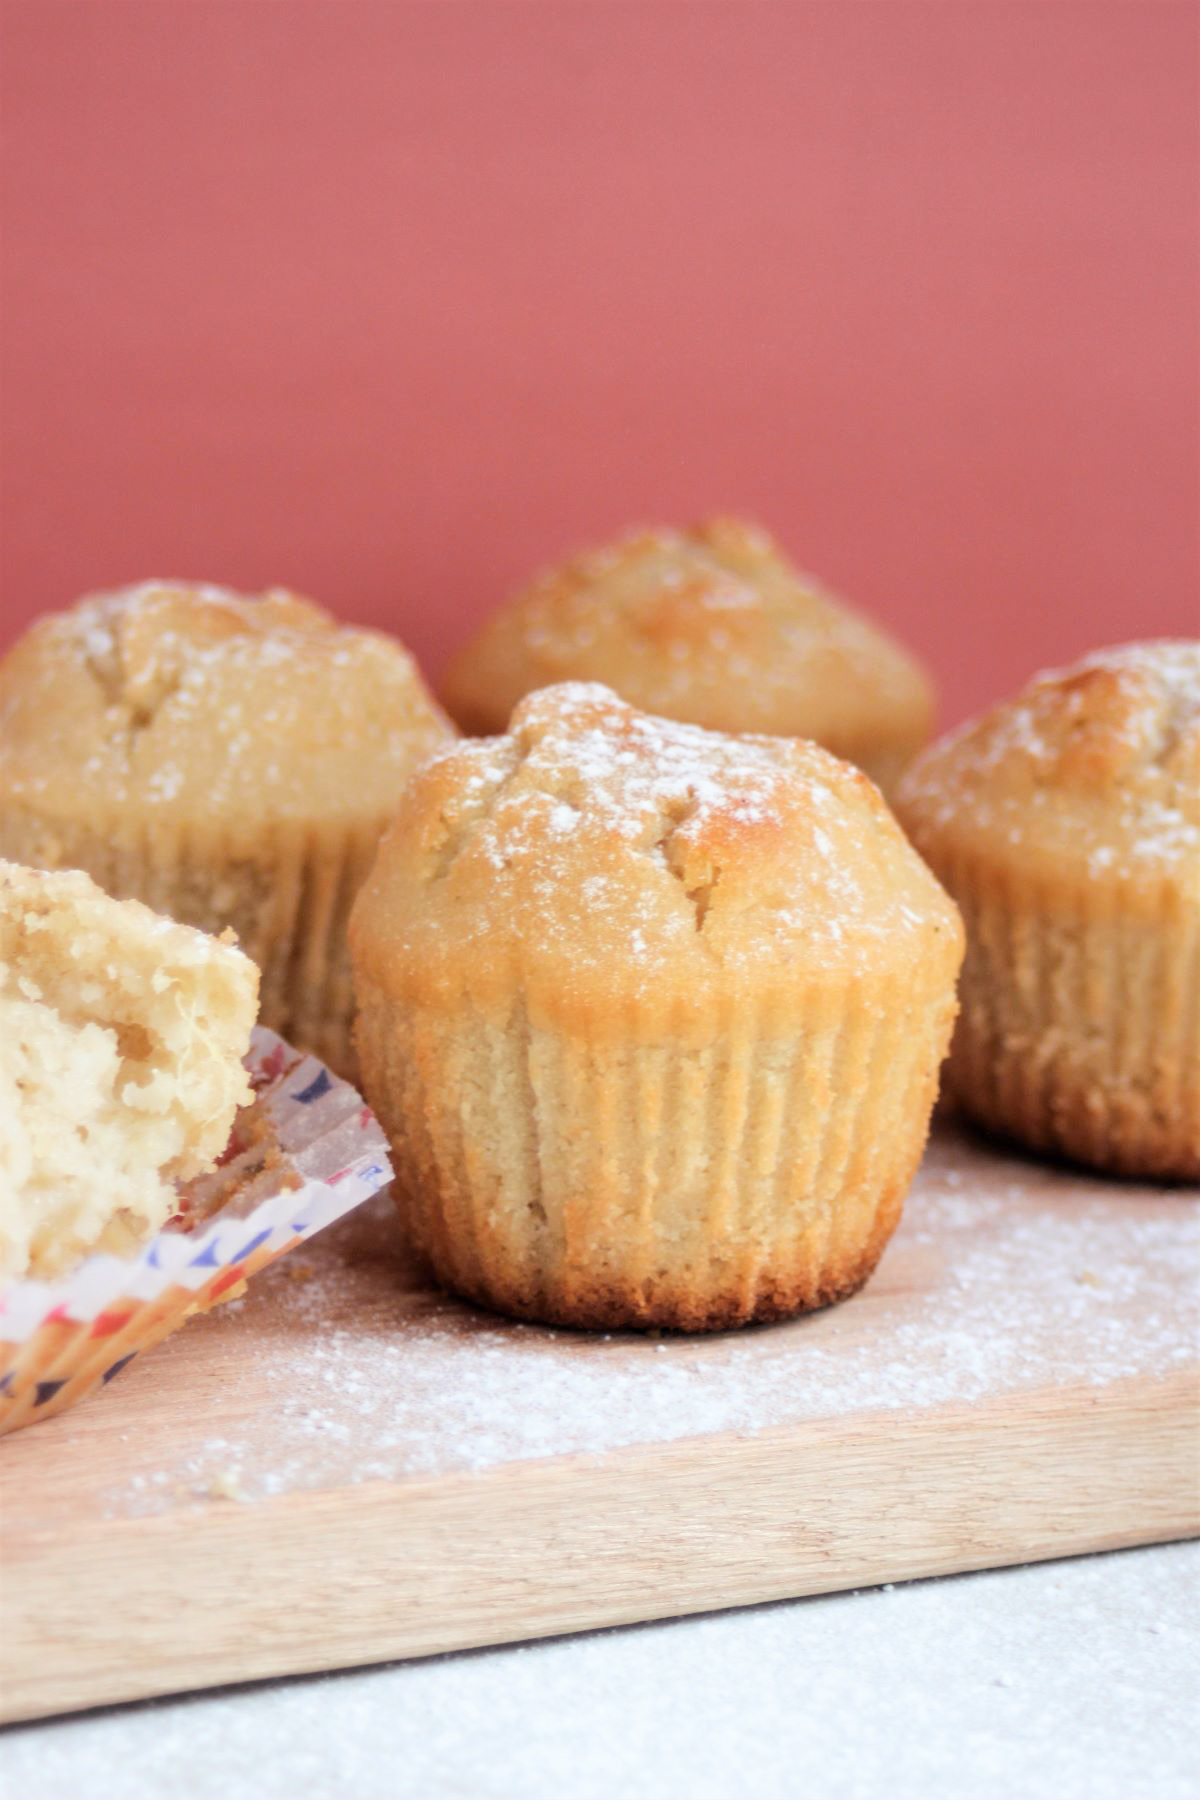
[440,518,934,785]
[0,582,453,833]
[351,682,963,1037]
[896,641,1200,889]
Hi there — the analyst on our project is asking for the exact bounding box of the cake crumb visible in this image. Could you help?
[209,1469,248,1502]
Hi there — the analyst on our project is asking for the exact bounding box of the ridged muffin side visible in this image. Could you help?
[356,974,954,1330]
[352,683,963,1330]
[936,847,1198,1178]
[0,809,382,1077]
[0,583,454,1074]
[896,642,1200,1180]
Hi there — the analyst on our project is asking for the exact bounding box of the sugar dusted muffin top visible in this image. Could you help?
[351,682,964,1330]
[897,641,1200,890]
[0,581,453,836]
[894,642,1200,1179]
[441,518,934,787]
[352,681,963,1036]
[0,860,258,1280]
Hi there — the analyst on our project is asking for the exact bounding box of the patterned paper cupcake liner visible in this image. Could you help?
[0,1026,392,1436]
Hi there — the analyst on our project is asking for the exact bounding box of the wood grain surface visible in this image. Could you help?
[1,1124,1196,1724]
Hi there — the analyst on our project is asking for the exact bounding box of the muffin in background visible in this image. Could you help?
[0,582,453,1074]
[895,641,1200,1180]
[351,681,963,1331]
[441,518,934,791]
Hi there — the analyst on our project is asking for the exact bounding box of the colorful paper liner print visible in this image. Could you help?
[0,1027,392,1436]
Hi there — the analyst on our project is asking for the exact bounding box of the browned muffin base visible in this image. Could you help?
[395,1188,895,1332]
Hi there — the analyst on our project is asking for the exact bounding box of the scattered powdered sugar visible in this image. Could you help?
[1071,638,1200,691]
[3,580,446,813]
[91,1124,1198,1519]
[6,1542,1195,1800]
[142,763,185,804]
[902,640,1200,866]
[511,684,796,836]
[419,683,946,972]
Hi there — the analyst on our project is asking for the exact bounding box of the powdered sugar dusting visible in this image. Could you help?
[900,640,1200,867]
[87,1123,1198,1519]
[6,1539,1194,1800]
[2,580,450,816]
[515,682,793,817]
[408,682,952,975]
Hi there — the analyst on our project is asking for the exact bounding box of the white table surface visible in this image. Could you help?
[3,1539,1196,1800]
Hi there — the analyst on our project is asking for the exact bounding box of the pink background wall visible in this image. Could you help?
[2,1,1197,725]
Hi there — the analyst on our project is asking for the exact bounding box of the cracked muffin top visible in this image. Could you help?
[0,582,453,834]
[351,682,963,1034]
[896,641,1200,890]
[440,518,934,790]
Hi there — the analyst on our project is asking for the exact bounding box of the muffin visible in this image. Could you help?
[0,582,453,1073]
[351,682,963,1330]
[0,859,258,1280]
[895,642,1200,1180]
[441,518,934,790]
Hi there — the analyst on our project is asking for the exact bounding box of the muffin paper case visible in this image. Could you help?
[351,683,963,1332]
[0,1027,392,1436]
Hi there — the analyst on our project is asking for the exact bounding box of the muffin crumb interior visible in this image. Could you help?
[0,861,258,1280]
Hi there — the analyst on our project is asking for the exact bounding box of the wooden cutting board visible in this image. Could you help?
[1,1120,1196,1725]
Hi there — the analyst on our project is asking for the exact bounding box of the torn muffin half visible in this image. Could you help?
[0,859,258,1279]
